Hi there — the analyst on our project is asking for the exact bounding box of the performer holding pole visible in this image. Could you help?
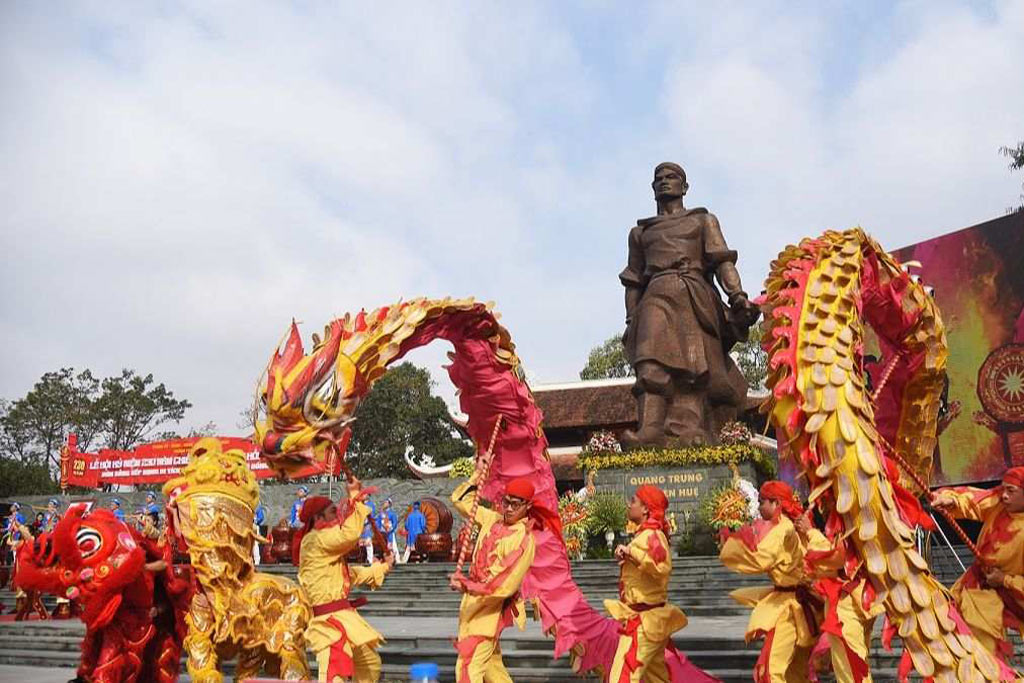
[719,481,820,683]
[606,484,688,682]
[295,475,394,683]
[930,467,1024,662]
[449,468,550,683]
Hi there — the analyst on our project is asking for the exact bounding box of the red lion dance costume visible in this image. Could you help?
[14,504,191,683]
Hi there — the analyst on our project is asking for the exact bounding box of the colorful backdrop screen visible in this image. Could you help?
[892,213,1024,484]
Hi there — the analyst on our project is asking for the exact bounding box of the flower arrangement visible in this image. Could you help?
[579,443,775,478]
[718,420,753,445]
[699,483,754,532]
[558,493,590,560]
[448,457,475,479]
[583,430,621,453]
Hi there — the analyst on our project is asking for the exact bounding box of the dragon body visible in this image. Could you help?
[163,438,312,682]
[14,505,190,683]
[761,229,1014,682]
[254,297,713,677]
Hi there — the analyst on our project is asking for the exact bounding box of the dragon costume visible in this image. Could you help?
[163,438,312,682]
[760,228,1017,682]
[13,504,190,683]
[253,296,712,679]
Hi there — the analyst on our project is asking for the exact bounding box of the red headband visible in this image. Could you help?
[299,496,332,525]
[759,480,804,520]
[1003,467,1024,489]
[506,478,535,501]
[292,496,333,565]
[636,484,671,535]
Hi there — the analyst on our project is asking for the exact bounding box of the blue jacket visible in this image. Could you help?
[377,509,399,542]
[4,512,26,539]
[290,499,304,528]
[361,501,377,540]
[405,509,427,547]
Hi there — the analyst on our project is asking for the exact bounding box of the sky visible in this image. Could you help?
[2,1,1023,437]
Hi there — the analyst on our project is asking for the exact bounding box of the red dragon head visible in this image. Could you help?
[15,505,150,630]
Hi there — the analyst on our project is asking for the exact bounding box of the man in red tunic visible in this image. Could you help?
[931,466,1024,661]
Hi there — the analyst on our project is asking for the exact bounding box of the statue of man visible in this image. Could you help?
[619,162,759,448]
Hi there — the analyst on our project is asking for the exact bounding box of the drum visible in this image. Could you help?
[269,520,293,564]
[419,497,454,533]
[415,532,453,560]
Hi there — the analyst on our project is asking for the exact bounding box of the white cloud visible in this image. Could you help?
[1,0,1022,436]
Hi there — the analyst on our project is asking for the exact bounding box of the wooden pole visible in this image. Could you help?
[336,455,390,558]
[886,444,981,556]
[453,415,505,578]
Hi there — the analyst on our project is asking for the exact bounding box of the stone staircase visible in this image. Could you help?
[0,546,1006,682]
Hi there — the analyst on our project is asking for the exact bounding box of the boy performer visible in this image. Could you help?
[607,484,688,683]
[931,466,1024,661]
[719,480,820,683]
[794,512,882,683]
[295,478,394,683]
[450,472,555,683]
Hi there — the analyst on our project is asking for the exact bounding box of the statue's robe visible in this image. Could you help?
[620,208,747,407]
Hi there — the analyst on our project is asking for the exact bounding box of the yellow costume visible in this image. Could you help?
[720,514,819,683]
[451,478,536,683]
[803,528,883,683]
[299,499,391,683]
[933,485,1024,660]
[605,524,687,683]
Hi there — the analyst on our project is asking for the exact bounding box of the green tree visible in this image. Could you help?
[733,323,768,390]
[0,369,102,473]
[1001,141,1024,213]
[348,362,473,479]
[0,458,60,498]
[579,335,634,380]
[1,368,192,483]
[94,369,192,450]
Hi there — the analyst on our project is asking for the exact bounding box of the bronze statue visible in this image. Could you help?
[619,162,759,448]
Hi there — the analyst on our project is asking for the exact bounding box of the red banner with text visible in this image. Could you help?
[60,435,329,488]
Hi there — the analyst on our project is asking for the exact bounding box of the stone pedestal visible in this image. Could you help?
[592,462,756,519]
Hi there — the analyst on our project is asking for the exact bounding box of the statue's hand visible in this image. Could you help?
[730,294,760,328]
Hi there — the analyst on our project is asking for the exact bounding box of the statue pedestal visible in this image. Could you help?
[591,461,757,519]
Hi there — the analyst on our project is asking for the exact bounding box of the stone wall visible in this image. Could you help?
[1,477,464,533]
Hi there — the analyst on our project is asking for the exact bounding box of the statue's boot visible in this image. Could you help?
[666,391,711,447]
[620,394,668,449]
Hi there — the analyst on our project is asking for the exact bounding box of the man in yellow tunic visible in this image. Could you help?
[607,484,688,683]
[295,479,394,683]
[449,472,544,683]
[931,466,1024,662]
[794,512,882,683]
[719,480,820,683]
